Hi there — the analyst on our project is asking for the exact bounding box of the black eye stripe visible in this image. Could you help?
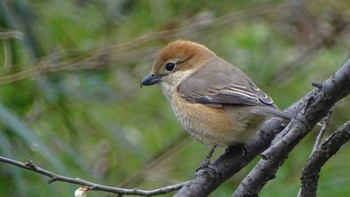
[165,63,176,71]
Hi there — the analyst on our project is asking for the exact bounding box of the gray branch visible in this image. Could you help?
[0,156,186,196]
[298,120,350,197]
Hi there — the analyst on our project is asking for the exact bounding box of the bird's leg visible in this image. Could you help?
[206,145,217,162]
[196,145,217,171]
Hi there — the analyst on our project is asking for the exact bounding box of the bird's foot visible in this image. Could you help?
[196,145,217,172]
[196,158,211,172]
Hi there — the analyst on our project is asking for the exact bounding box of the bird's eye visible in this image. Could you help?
[165,63,176,71]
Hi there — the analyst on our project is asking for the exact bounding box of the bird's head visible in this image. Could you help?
[141,40,216,88]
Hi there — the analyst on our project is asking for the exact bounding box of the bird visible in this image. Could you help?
[141,40,293,164]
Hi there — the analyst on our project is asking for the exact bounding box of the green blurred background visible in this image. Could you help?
[0,0,350,196]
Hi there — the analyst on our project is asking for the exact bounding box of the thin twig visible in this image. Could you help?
[0,30,24,40]
[311,109,333,153]
[0,156,186,196]
[2,40,12,70]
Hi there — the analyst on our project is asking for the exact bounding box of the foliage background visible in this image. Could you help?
[0,0,350,196]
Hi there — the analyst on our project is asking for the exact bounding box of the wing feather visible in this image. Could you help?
[178,58,273,107]
[177,58,295,119]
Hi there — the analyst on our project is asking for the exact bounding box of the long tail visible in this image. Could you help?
[250,106,295,120]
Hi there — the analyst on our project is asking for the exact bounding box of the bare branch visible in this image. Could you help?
[311,109,333,153]
[0,156,186,196]
[232,58,350,197]
[298,120,350,197]
[0,30,24,40]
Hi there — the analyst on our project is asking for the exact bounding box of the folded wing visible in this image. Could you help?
[178,58,293,119]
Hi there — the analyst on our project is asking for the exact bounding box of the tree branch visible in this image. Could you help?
[175,58,350,197]
[0,156,186,196]
[298,120,350,197]
[0,30,24,40]
[311,109,333,154]
[232,58,350,197]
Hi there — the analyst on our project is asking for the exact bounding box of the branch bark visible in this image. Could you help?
[233,57,350,196]
[298,120,350,197]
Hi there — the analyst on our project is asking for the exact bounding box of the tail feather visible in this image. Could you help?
[250,106,295,120]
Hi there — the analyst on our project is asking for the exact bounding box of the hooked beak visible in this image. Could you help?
[140,74,162,88]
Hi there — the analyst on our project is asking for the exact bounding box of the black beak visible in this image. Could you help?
[140,74,161,88]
